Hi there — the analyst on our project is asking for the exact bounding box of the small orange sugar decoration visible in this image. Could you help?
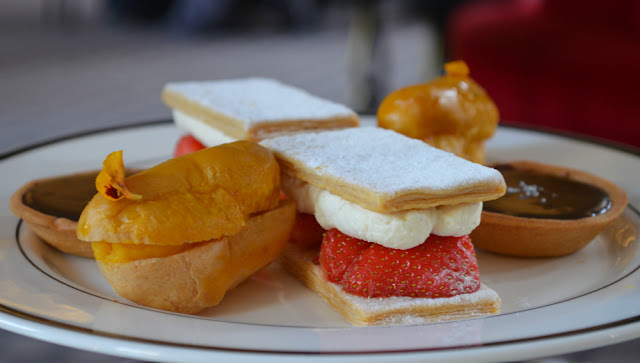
[443,60,470,77]
[95,150,141,201]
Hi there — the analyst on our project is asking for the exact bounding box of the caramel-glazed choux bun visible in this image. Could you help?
[377,60,499,164]
[77,141,295,314]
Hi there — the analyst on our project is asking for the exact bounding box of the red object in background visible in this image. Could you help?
[174,135,205,157]
[448,0,640,148]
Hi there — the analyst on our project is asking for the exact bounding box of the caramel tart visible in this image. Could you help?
[9,169,140,258]
[470,161,628,257]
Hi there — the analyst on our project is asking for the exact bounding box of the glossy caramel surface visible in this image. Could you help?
[92,240,202,263]
[484,165,612,219]
[77,141,281,245]
[377,61,499,164]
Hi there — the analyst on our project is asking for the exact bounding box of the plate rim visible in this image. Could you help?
[2,305,640,363]
[1,119,639,162]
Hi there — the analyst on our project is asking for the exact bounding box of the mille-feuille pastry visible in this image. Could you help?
[377,61,499,164]
[162,77,360,149]
[77,141,295,314]
[260,127,506,326]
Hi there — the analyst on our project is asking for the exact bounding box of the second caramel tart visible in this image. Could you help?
[471,160,628,257]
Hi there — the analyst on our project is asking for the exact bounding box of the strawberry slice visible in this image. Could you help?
[341,235,480,298]
[174,135,205,157]
[319,229,371,283]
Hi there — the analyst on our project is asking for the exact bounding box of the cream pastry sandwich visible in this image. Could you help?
[162,78,360,149]
[260,127,506,326]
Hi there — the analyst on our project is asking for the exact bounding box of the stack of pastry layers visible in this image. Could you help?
[261,127,505,326]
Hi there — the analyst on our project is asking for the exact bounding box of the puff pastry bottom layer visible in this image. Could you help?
[279,243,501,326]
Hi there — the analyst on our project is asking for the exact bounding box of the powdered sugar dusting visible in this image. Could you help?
[261,128,504,196]
[164,78,356,127]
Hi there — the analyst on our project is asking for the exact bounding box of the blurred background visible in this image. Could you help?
[2,0,639,155]
[1,0,639,361]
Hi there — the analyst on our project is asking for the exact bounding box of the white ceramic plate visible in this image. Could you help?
[1,119,639,363]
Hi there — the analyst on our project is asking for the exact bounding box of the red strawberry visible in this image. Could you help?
[289,213,325,249]
[319,229,371,283]
[341,235,480,298]
[174,135,205,157]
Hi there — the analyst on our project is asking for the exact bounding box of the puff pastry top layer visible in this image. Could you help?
[162,78,359,141]
[261,127,506,213]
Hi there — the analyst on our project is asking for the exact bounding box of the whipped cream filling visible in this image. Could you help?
[173,110,237,146]
[282,176,482,250]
